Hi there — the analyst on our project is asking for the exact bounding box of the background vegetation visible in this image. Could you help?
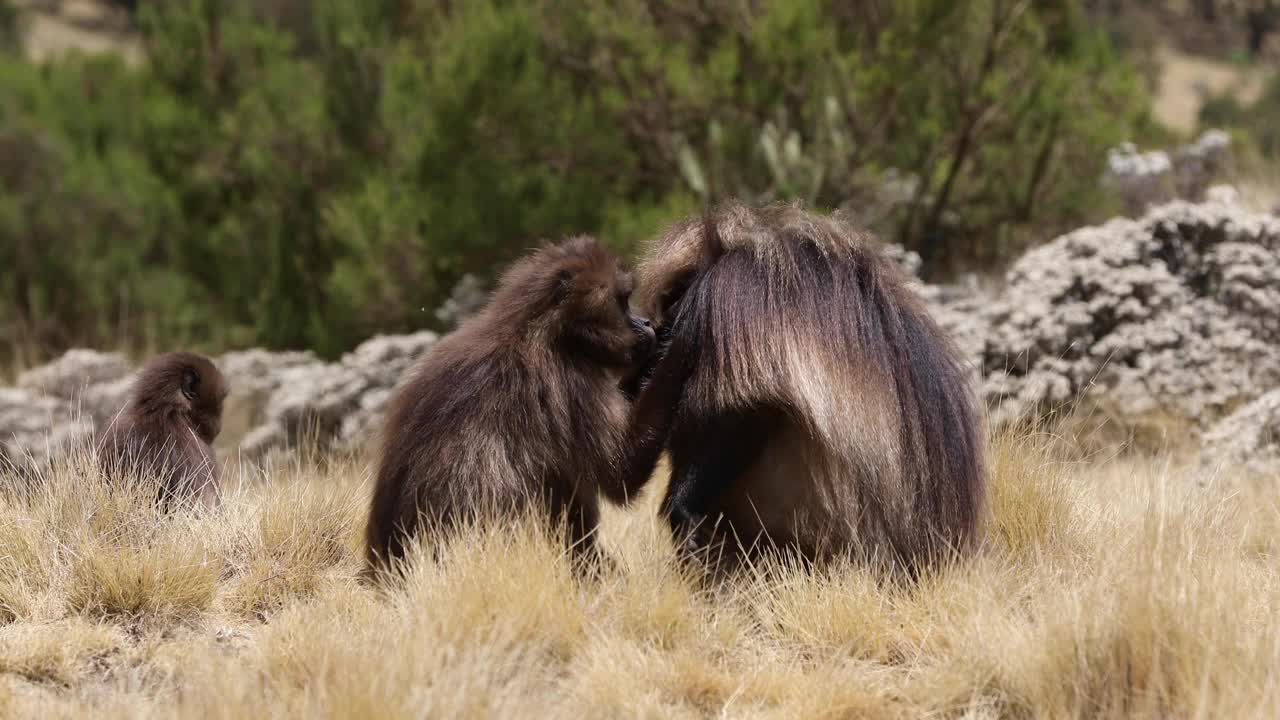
[1203,72,1280,160]
[2,5,1278,716]
[0,0,1153,360]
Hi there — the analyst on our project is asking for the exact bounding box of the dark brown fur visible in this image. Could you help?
[365,236,689,573]
[97,352,227,508]
[636,202,987,572]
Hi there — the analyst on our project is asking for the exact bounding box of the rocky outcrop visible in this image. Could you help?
[13,0,142,64]
[228,331,439,462]
[973,201,1280,428]
[5,196,1280,471]
[0,388,92,469]
[16,349,130,402]
[1102,130,1232,215]
[0,332,439,472]
[879,242,923,279]
[434,274,489,328]
[1201,390,1280,475]
[921,279,993,376]
[2,350,131,466]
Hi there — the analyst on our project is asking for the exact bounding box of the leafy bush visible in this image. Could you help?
[580,0,1148,270]
[1201,73,1280,160]
[0,0,1146,359]
[0,2,16,56]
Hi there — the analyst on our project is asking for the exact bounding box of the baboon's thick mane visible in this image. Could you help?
[645,201,986,566]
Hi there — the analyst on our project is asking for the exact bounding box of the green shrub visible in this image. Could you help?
[0,0,1147,359]
[0,1,16,56]
[1201,74,1280,160]
[577,0,1147,271]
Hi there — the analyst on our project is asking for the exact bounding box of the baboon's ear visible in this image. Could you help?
[181,368,200,401]
[551,269,573,304]
[698,212,724,269]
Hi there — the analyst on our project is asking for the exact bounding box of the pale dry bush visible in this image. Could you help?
[0,435,1276,719]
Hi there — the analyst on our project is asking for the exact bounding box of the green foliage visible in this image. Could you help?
[1201,73,1280,160]
[628,0,1147,270]
[0,0,1146,358]
[0,1,16,56]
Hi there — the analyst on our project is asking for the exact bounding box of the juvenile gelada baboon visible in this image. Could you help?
[365,236,694,572]
[635,202,986,571]
[97,352,228,508]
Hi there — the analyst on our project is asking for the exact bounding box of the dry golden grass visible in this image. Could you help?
[0,434,1277,719]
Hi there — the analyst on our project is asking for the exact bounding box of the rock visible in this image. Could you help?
[340,387,394,447]
[435,273,489,328]
[16,349,130,402]
[1,333,439,468]
[0,387,89,470]
[879,240,993,371]
[975,201,1280,429]
[1204,184,1240,206]
[1173,129,1232,201]
[213,349,326,449]
[3,349,125,470]
[342,331,438,373]
[924,281,993,378]
[1103,143,1175,214]
[880,243,923,278]
[235,331,439,460]
[7,194,1280,465]
[257,363,366,451]
[0,388,64,452]
[217,348,321,399]
[1201,390,1280,475]
[1101,130,1232,215]
[81,375,134,429]
[237,423,287,464]
[334,331,439,447]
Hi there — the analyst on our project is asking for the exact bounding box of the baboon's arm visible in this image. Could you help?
[600,322,698,505]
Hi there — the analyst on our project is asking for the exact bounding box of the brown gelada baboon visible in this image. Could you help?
[97,352,228,508]
[635,202,986,572]
[365,236,694,573]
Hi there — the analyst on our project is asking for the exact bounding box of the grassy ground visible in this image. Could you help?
[0,434,1277,719]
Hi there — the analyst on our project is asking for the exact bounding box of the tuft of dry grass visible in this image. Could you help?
[0,436,1276,718]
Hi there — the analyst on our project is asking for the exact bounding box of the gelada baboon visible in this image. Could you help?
[365,236,693,572]
[635,202,986,571]
[97,352,228,508]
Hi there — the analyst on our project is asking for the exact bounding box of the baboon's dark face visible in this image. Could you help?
[561,263,656,371]
[490,236,655,373]
[626,306,658,369]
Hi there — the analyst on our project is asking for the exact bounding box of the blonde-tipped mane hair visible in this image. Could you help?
[641,201,986,570]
